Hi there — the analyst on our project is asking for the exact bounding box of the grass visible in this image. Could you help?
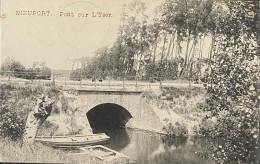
[142,86,208,136]
[0,82,64,140]
[0,82,102,163]
[0,82,82,138]
[0,82,62,121]
[1,138,70,163]
[0,138,102,163]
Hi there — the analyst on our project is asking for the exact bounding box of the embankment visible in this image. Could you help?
[141,86,209,136]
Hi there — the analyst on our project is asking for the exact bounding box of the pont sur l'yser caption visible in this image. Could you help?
[15,10,112,18]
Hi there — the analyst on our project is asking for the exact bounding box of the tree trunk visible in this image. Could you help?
[165,31,175,61]
[198,35,205,82]
[209,32,215,68]
[187,39,196,66]
[170,32,177,60]
[23,96,55,145]
[188,40,197,78]
[200,35,206,59]
[152,36,158,63]
[179,31,191,77]
[160,33,168,62]
[175,37,181,58]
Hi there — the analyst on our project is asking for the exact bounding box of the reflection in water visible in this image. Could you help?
[161,136,188,148]
[93,127,215,164]
[93,127,130,151]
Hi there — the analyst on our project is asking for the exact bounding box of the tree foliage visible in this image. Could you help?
[1,57,26,78]
[202,1,260,163]
[1,58,51,80]
[71,0,221,81]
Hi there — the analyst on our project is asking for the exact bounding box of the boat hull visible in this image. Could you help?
[35,133,110,148]
[69,145,131,164]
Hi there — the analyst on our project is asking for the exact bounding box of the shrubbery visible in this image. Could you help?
[0,110,25,141]
[163,122,188,137]
[211,106,258,163]
[0,83,61,140]
[145,60,179,81]
[1,58,51,80]
[23,67,51,80]
[201,1,260,163]
[160,86,205,99]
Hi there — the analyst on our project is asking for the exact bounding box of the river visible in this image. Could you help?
[93,127,215,164]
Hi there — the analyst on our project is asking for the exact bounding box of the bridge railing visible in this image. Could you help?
[0,71,202,90]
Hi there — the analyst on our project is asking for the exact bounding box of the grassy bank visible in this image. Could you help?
[0,138,101,163]
[0,138,74,163]
[0,82,100,163]
[0,82,62,140]
[141,86,208,136]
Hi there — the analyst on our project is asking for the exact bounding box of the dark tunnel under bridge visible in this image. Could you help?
[86,103,133,130]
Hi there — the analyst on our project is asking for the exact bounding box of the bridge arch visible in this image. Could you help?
[86,103,132,130]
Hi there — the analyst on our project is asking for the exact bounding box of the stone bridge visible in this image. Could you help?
[63,89,164,135]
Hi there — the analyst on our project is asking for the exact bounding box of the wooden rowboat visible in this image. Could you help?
[35,133,110,148]
[68,145,131,164]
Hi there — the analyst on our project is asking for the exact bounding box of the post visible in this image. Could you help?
[95,76,97,88]
[123,77,125,89]
[52,73,55,85]
[8,71,10,81]
[189,74,191,87]
[135,77,138,90]
[189,65,192,87]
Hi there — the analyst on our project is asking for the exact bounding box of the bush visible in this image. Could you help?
[69,69,83,81]
[210,106,258,163]
[0,83,61,140]
[1,58,51,80]
[198,118,216,138]
[163,122,188,137]
[201,2,260,163]
[0,111,25,141]
[161,86,205,99]
[141,91,158,100]
[1,57,26,79]
[24,67,51,80]
[145,60,179,81]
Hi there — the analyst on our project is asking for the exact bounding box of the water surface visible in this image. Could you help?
[93,127,215,164]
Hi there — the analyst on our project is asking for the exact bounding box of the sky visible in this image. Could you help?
[1,0,163,70]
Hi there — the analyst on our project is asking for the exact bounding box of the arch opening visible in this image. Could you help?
[86,103,132,130]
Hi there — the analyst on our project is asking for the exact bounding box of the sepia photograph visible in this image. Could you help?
[0,0,259,163]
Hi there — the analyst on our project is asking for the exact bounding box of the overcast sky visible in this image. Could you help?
[1,0,163,70]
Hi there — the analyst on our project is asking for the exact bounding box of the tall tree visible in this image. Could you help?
[203,1,260,163]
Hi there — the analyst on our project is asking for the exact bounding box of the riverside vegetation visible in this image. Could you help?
[141,86,207,137]
[1,81,258,163]
[0,83,101,163]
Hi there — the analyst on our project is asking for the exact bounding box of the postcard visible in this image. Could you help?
[0,0,259,163]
